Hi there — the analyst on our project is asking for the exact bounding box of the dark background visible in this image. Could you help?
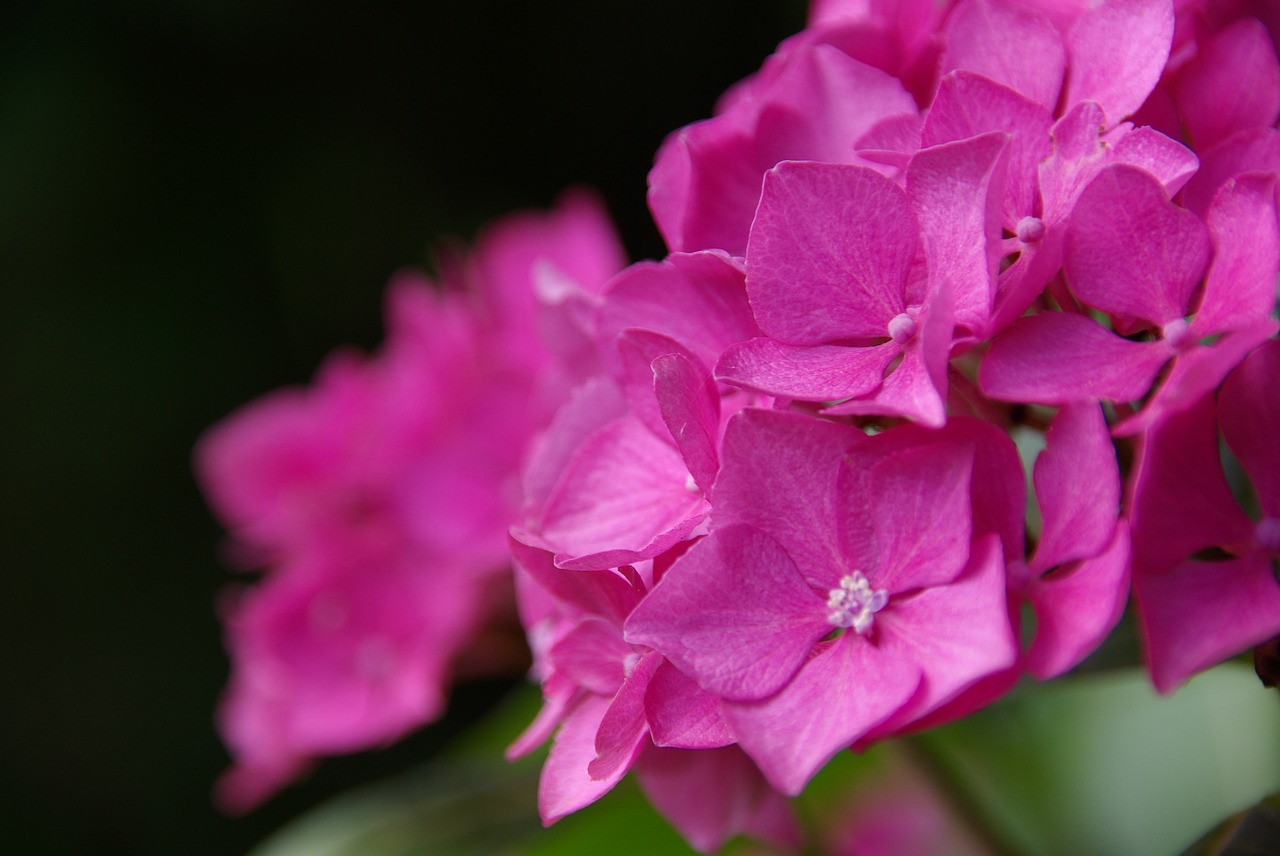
[0,2,806,854]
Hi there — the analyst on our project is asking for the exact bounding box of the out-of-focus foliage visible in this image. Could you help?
[251,663,1280,856]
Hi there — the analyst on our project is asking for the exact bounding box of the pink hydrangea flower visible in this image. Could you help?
[198,193,625,809]
[625,409,1018,793]
[1129,339,1280,693]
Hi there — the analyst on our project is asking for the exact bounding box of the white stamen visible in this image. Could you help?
[1016,215,1045,243]
[888,312,917,344]
[1162,318,1193,349]
[826,571,889,634]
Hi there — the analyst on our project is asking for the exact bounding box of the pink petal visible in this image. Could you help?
[1180,127,1280,217]
[980,312,1171,404]
[508,674,578,760]
[922,71,1054,226]
[635,746,800,854]
[648,45,916,256]
[1175,17,1280,150]
[522,378,625,516]
[1193,173,1280,336]
[507,535,642,626]
[614,328,701,440]
[589,651,662,781]
[746,161,923,345]
[823,312,950,427]
[653,352,722,494]
[1064,164,1210,327]
[1128,394,1255,576]
[551,617,630,696]
[713,409,867,587]
[839,437,976,592]
[624,525,828,702]
[539,695,625,823]
[1219,339,1280,516]
[1025,520,1131,679]
[862,534,1019,739]
[1136,552,1280,694]
[1108,125,1200,198]
[540,416,708,566]
[1113,317,1279,437]
[716,337,899,401]
[942,0,1065,109]
[906,131,1008,337]
[1031,402,1121,573]
[644,661,733,750]
[1063,0,1174,125]
[723,635,921,795]
[597,251,758,377]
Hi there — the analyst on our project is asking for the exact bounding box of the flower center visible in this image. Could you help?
[888,309,919,344]
[826,571,889,634]
[1016,216,1045,243]
[1161,318,1193,350]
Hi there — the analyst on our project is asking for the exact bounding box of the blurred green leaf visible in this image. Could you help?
[911,663,1280,856]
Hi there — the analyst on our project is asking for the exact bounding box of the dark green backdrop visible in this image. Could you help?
[0,2,806,853]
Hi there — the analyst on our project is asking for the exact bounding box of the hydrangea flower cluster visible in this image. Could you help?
[198,0,1280,850]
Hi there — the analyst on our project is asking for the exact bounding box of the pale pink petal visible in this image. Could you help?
[1025,520,1131,679]
[980,312,1171,404]
[540,416,709,566]
[589,651,662,781]
[635,746,800,854]
[1063,0,1174,125]
[1175,17,1280,150]
[539,695,626,823]
[1064,164,1211,327]
[1031,402,1121,573]
[724,636,921,795]
[1219,338,1280,515]
[942,0,1065,109]
[746,161,923,344]
[644,660,733,750]
[1136,552,1280,694]
[551,617,630,696]
[716,337,899,401]
[624,525,828,702]
[522,378,625,516]
[507,674,579,760]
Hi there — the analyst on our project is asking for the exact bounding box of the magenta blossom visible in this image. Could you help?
[626,409,1017,794]
[1129,339,1280,693]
